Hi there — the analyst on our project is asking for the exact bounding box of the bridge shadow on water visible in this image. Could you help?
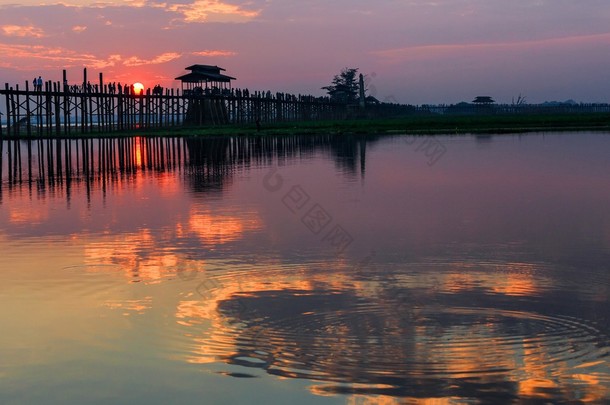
[0,134,380,204]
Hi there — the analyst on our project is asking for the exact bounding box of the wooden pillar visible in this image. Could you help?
[98,73,104,133]
[13,84,21,137]
[63,78,69,136]
[25,81,32,137]
[170,89,175,126]
[117,88,123,131]
[110,87,115,132]
[54,82,61,136]
[146,89,151,128]
[88,84,94,133]
[139,91,144,129]
[45,81,52,136]
[127,90,132,130]
[81,68,87,133]
[5,84,12,137]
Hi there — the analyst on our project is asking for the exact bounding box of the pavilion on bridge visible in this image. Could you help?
[175,65,236,95]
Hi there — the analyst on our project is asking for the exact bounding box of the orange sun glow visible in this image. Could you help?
[133,82,144,95]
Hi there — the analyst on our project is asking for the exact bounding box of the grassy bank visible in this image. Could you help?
[142,112,610,137]
[3,112,610,139]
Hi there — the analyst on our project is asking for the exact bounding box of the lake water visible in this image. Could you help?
[1,133,609,404]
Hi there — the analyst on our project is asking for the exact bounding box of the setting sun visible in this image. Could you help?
[133,82,144,95]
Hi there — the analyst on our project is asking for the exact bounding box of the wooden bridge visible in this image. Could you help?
[0,69,348,138]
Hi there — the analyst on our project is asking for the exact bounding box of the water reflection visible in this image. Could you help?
[1,134,609,403]
[173,259,609,402]
[1,134,376,197]
[0,134,375,241]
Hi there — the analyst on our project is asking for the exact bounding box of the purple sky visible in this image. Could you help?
[1,0,609,104]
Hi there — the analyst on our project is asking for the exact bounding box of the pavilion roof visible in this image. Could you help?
[175,71,236,83]
[185,64,226,72]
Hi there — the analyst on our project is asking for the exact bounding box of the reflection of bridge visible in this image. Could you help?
[0,134,379,202]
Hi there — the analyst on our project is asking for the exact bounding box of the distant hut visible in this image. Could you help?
[364,95,380,105]
[472,96,496,115]
[472,96,495,105]
[175,65,236,95]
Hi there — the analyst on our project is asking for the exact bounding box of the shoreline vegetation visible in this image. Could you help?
[2,112,610,139]
[128,112,610,137]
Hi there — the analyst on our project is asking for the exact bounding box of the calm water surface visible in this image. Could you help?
[1,133,609,404]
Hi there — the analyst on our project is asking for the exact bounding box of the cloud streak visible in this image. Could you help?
[0,43,96,65]
[167,0,261,23]
[373,33,610,62]
[123,52,182,66]
[193,50,236,57]
[0,41,235,70]
[1,25,45,38]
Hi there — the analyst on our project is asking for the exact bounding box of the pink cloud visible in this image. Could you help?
[0,44,180,71]
[168,0,261,23]
[122,52,182,67]
[192,50,236,57]
[0,43,91,63]
[1,25,45,38]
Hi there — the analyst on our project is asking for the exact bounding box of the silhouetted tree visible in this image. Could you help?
[322,67,360,103]
[512,94,526,105]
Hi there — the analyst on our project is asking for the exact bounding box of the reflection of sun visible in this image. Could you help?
[133,82,144,95]
[188,209,263,245]
[134,137,142,166]
[9,205,48,224]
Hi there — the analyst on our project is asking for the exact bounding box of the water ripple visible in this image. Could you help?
[175,287,609,400]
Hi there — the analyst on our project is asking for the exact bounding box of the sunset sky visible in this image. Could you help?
[1,0,609,104]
